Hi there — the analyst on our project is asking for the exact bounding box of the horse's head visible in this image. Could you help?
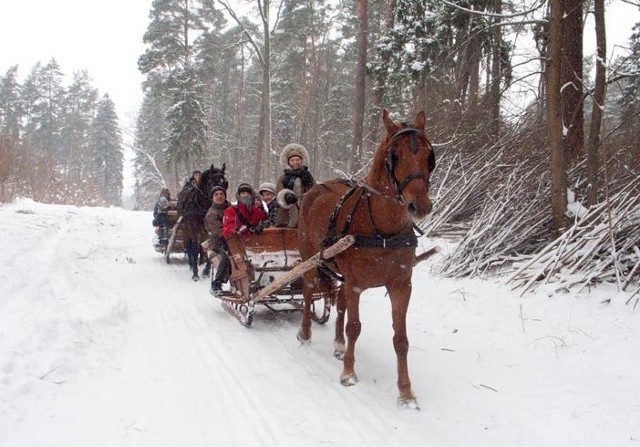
[201,163,229,197]
[381,110,435,220]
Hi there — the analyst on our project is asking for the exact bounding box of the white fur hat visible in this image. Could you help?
[279,143,310,169]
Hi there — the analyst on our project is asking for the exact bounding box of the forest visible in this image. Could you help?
[0,0,639,293]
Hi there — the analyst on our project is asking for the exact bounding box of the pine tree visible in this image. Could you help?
[61,70,98,196]
[139,0,223,178]
[197,25,251,180]
[90,94,123,206]
[0,66,23,144]
[270,0,337,176]
[133,91,171,209]
[19,60,67,202]
[38,59,66,164]
[165,65,208,175]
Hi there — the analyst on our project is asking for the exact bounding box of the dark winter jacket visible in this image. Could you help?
[177,181,208,220]
[265,200,278,224]
[204,200,230,250]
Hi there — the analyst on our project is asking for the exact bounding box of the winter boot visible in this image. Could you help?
[191,261,200,281]
[210,280,223,296]
[159,225,169,245]
[187,241,199,280]
[202,264,211,277]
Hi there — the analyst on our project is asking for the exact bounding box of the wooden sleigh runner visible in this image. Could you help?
[154,208,206,264]
[153,207,186,263]
[206,227,354,327]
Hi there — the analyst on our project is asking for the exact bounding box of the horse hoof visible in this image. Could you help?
[296,330,311,344]
[340,374,358,386]
[333,350,345,361]
[397,397,420,411]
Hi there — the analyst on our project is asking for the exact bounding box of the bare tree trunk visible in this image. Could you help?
[233,45,246,183]
[351,0,368,174]
[586,0,606,206]
[468,42,480,115]
[253,0,272,187]
[368,0,396,145]
[548,0,568,234]
[561,0,584,162]
[489,0,502,138]
[255,84,268,187]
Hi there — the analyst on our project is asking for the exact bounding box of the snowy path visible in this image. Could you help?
[1,200,639,446]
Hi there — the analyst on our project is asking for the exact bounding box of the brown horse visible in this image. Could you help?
[297,110,434,409]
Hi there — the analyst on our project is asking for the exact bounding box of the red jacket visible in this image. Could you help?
[222,203,267,239]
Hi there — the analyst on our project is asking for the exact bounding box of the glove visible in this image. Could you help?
[152,219,157,227]
[284,192,298,205]
[254,222,265,234]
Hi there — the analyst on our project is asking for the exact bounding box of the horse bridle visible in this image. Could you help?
[208,173,229,194]
[385,127,434,201]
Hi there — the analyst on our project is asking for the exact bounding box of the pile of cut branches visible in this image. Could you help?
[436,165,550,277]
[507,176,640,301]
[421,121,640,297]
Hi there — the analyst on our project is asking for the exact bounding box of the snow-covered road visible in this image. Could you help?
[1,199,638,446]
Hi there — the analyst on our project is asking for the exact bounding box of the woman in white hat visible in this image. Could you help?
[274,143,316,228]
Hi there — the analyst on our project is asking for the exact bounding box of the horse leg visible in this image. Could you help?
[297,271,314,343]
[333,286,346,360]
[340,289,361,386]
[387,280,419,409]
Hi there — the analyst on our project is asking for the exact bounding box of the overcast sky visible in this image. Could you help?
[0,0,149,132]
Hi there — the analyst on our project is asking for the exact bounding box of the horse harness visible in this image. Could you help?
[320,125,434,251]
[321,180,418,251]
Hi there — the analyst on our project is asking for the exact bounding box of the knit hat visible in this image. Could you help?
[237,183,253,195]
[258,182,277,195]
[190,170,202,182]
[211,185,226,197]
[280,143,310,169]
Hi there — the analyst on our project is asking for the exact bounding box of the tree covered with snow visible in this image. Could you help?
[0,60,124,205]
[89,94,124,207]
[132,91,171,210]
[138,0,226,189]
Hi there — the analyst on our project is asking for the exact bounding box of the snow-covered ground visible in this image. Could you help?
[0,198,638,447]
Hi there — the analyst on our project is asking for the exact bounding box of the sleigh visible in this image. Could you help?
[211,227,354,327]
[153,206,187,263]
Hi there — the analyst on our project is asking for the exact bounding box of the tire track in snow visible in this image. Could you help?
[134,247,282,444]
[140,247,407,445]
